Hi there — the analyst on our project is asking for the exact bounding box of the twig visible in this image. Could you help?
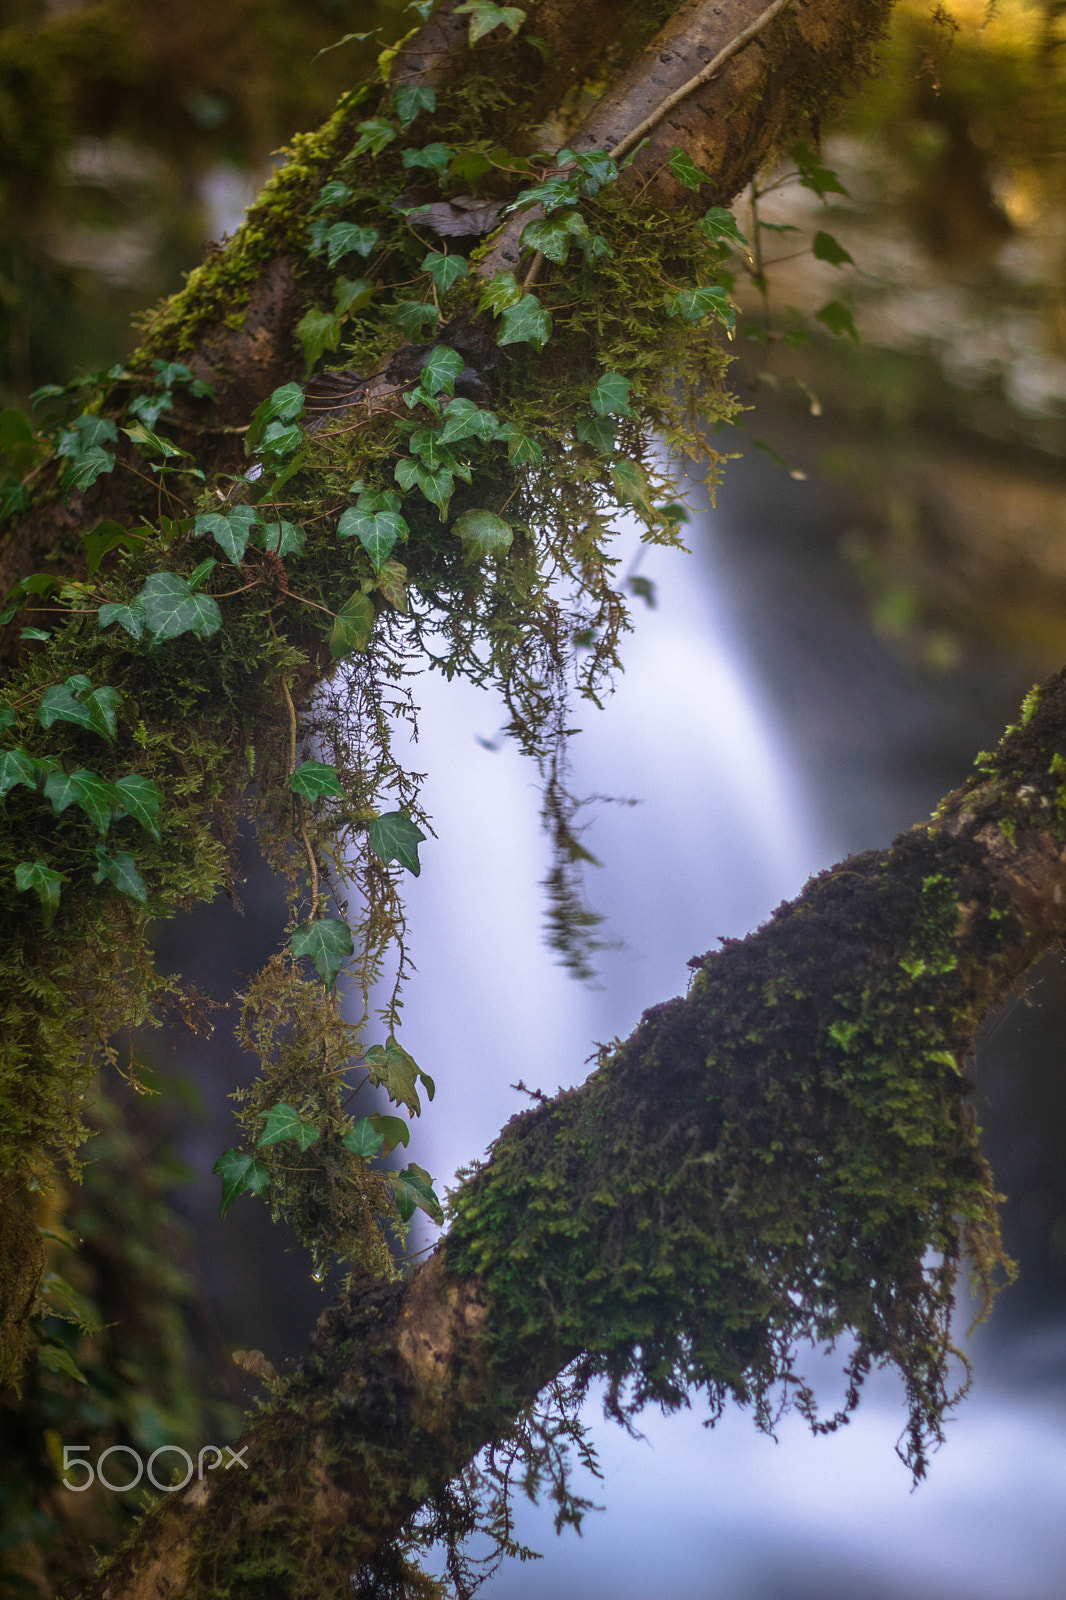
[279,670,320,913]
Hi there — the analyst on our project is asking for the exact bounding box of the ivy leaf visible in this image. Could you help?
[113,773,163,840]
[815,299,859,342]
[324,222,379,267]
[38,1341,87,1384]
[812,230,854,268]
[39,679,121,741]
[403,143,452,182]
[478,271,522,318]
[123,422,189,461]
[789,140,849,200]
[14,859,63,926]
[668,146,708,190]
[409,427,463,473]
[663,285,736,331]
[437,398,498,446]
[372,1113,412,1154]
[364,1036,423,1115]
[128,392,173,430]
[453,508,513,562]
[454,0,526,44]
[341,1117,385,1159]
[292,917,354,986]
[393,83,435,127]
[700,206,749,250]
[98,598,146,641]
[497,295,552,352]
[373,558,408,613]
[589,372,632,418]
[247,384,304,453]
[138,572,222,641]
[257,1103,321,1151]
[575,414,616,455]
[213,1149,270,1218]
[334,277,375,316]
[296,308,343,372]
[390,1164,443,1224]
[291,760,346,801]
[44,769,120,833]
[57,415,118,458]
[421,252,469,295]
[394,456,454,519]
[338,493,408,570]
[93,848,148,903]
[495,421,543,466]
[194,506,259,565]
[521,212,578,264]
[611,458,657,520]
[312,179,353,212]
[418,344,466,397]
[60,446,115,501]
[556,146,619,195]
[351,117,397,159]
[81,520,144,577]
[256,519,306,558]
[0,748,38,800]
[368,811,426,876]
[329,591,375,659]
[392,301,440,340]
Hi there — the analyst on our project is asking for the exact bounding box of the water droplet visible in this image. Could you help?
[312,1267,326,1283]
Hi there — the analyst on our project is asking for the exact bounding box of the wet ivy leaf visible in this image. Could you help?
[700,206,749,250]
[329,591,375,658]
[313,179,353,212]
[668,146,708,190]
[505,175,578,215]
[351,117,397,159]
[455,0,526,43]
[521,212,577,264]
[368,811,426,876]
[195,506,259,565]
[495,421,543,466]
[364,1036,423,1114]
[478,271,522,318]
[60,446,115,501]
[81,520,144,577]
[334,276,375,316]
[93,847,147,903]
[789,140,849,200]
[98,598,146,641]
[419,344,466,398]
[812,230,854,268]
[453,508,512,562]
[421,252,468,295]
[325,222,379,267]
[611,458,657,520]
[0,748,37,799]
[589,372,632,418]
[342,1117,386,1159]
[296,308,343,372]
[57,415,118,458]
[409,427,463,473]
[123,422,189,461]
[39,679,121,740]
[292,916,354,986]
[576,414,616,455]
[815,299,859,342]
[213,1148,270,1218]
[390,1163,443,1224]
[393,300,440,340]
[19,627,48,642]
[129,392,173,429]
[395,456,455,519]
[44,769,118,833]
[257,1103,321,1150]
[663,285,736,331]
[14,859,64,926]
[437,398,499,446]
[338,493,408,570]
[374,558,408,613]
[291,759,346,801]
[497,294,552,352]
[247,384,304,453]
[256,519,306,558]
[114,773,163,840]
[138,572,222,641]
[403,143,451,182]
[393,82,435,127]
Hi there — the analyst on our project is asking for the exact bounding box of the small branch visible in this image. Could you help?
[279,670,320,913]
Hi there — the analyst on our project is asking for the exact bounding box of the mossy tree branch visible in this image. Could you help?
[86,671,1066,1600]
